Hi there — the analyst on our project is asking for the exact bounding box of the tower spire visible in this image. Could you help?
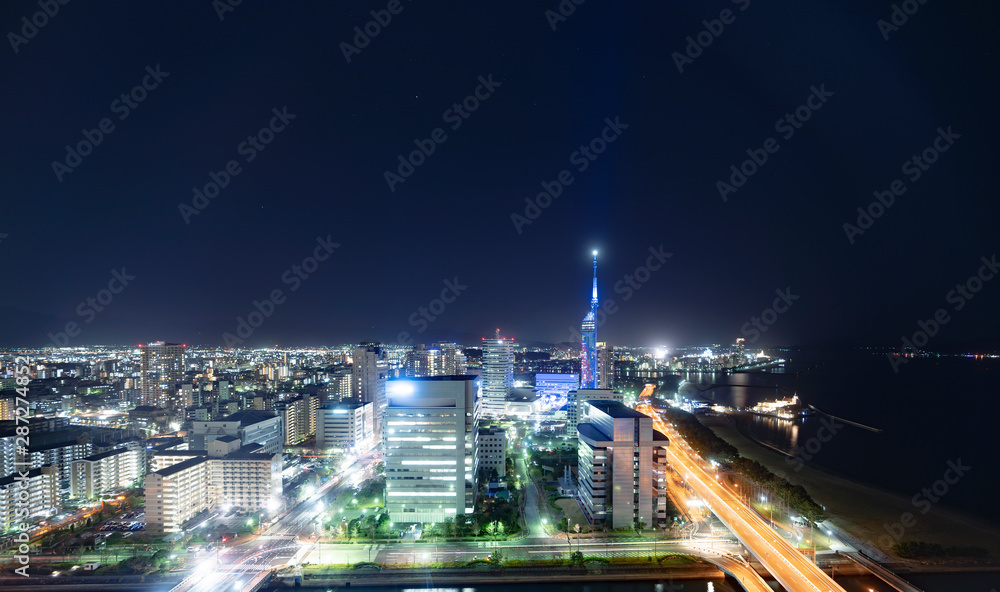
[591,250,599,309]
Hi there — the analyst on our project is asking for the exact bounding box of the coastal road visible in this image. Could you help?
[638,402,847,592]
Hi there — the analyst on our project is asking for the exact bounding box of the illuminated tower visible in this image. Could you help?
[581,251,599,389]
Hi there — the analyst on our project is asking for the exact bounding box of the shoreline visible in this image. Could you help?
[703,414,1000,568]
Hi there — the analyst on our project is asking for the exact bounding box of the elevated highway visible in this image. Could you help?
[638,402,847,592]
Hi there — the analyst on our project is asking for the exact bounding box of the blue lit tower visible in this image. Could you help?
[581,250,599,389]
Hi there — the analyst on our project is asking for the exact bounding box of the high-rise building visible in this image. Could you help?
[0,466,58,532]
[581,252,599,389]
[481,331,514,417]
[69,447,143,500]
[577,401,669,529]
[437,342,467,376]
[145,457,211,534]
[596,342,613,389]
[384,376,479,523]
[352,343,388,442]
[140,342,186,408]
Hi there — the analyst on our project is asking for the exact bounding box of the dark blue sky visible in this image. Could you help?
[1,1,997,349]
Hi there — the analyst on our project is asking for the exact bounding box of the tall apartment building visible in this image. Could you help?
[577,401,669,529]
[384,376,479,524]
[145,457,210,534]
[352,343,388,442]
[146,440,281,534]
[0,466,58,532]
[276,394,320,446]
[326,367,352,403]
[140,342,186,408]
[437,342,467,376]
[596,342,613,389]
[481,332,514,418]
[206,439,282,512]
[316,400,374,455]
[69,447,143,500]
[566,388,623,438]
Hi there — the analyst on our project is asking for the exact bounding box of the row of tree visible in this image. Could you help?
[892,541,988,558]
[661,406,825,523]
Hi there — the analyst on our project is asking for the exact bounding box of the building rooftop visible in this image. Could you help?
[221,409,277,424]
[151,456,208,477]
[587,400,647,419]
[80,448,134,462]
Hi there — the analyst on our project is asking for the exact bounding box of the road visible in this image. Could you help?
[637,402,847,592]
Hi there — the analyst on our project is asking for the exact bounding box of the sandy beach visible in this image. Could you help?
[704,416,1000,568]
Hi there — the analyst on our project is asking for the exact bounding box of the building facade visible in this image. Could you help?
[145,457,211,534]
[476,427,506,478]
[139,342,186,408]
[577,401,668,529]
[316,400,374,455]
[352,343,388,442]
[384,376,479,524]
[481,333,514,418]
[69,447,143,500]
[596,342,613,389]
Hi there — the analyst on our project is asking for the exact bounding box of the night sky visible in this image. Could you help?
[2,1,998,349]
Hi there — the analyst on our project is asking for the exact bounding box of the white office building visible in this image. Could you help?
[316,400,374,455]
[577,401,669,529]
[352,343,388,442]
[384,376,479,524]
[481,333,514,418]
